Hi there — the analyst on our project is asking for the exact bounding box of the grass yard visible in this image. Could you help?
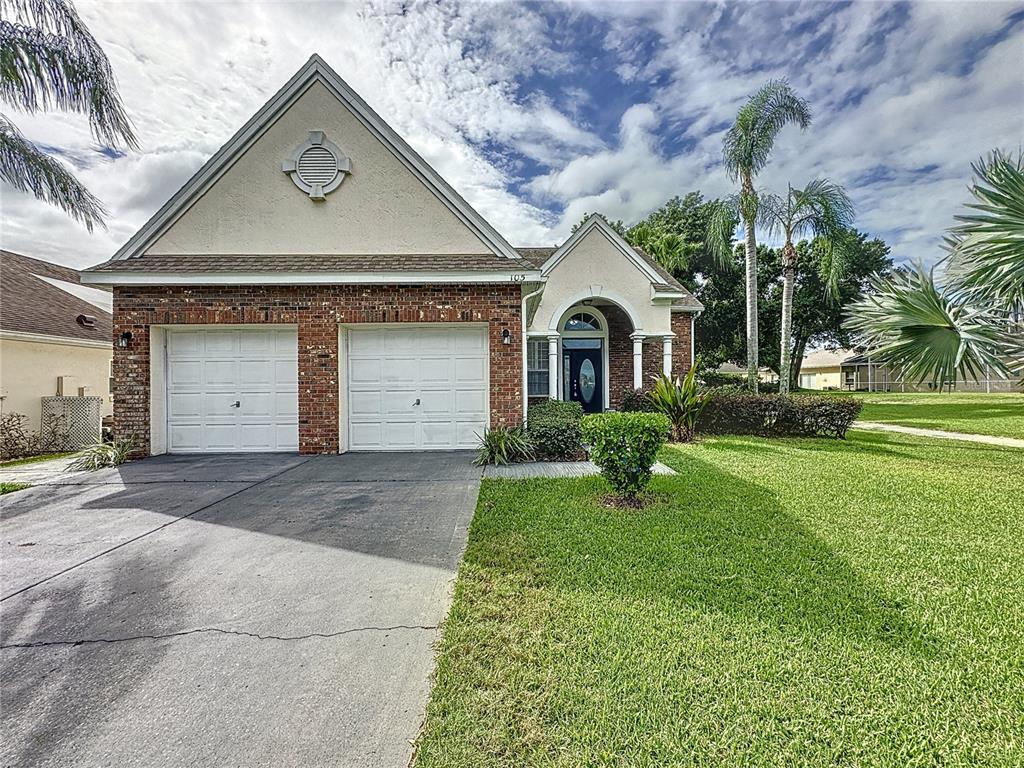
[0,451,74,468]
[415,431,1024,767]
[850,392,1024,439]
[0,482,31,495]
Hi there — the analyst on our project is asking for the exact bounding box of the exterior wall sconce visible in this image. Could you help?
[117,331,132,349]
[501,329,512,345]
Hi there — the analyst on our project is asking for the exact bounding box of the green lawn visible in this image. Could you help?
[0,482,31,495]
[414,431,1024,767]
[848,392,1024,439]
[0,451,73,468]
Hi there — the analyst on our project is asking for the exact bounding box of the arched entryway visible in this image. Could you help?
[557,305,609,413]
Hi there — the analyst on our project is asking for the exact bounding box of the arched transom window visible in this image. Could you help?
[564,312,601,332]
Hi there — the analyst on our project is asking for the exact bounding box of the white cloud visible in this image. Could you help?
[1,0,1020,269]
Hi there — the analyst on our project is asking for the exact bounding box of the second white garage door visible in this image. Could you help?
[346,325,488,450]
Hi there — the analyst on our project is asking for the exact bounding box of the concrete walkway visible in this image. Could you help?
[485,460,676,479]
[854,421,1024,448]
[0,455,84,486]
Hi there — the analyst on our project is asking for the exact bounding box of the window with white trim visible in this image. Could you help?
[527,338,548,396]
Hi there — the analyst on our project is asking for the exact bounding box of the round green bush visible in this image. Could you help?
[580,412,670,500]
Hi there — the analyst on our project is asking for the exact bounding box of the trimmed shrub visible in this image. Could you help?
[527,399,585,460]
[581,412,670,501]
[620,387,657,413]
[473,425,534,466]
[698,389,862,438]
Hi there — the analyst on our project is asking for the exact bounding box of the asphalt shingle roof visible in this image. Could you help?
[1,250,112,343]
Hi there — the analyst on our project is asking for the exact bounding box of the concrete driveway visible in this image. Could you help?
[0,452,481,768]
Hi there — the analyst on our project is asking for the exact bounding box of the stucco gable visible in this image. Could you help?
[116,55,520,262]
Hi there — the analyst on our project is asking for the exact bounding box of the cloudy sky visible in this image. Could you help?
[2,0,1022,269]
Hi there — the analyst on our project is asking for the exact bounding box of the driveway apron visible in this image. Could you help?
[0,452,480,768]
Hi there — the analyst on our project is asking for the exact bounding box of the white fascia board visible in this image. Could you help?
[670,305,703,314]
[651,288,685,300]
[111,55,522,265]
[81,270,544,286]
[541,215,667,286]
[0,330,111,349]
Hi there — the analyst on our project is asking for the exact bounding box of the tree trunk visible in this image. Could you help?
[778,241,797,395]
[790,335,808,391]
[742,175,759,394]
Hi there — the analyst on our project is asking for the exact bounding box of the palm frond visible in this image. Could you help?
[0,0,137,148]
[943,149,1024,314]
[723,79,811,181]
[0,114,105,229]
[846,263,1017,386]
[704,195,741,269]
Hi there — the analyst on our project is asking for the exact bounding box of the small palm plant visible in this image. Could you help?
[847,151,1024,388]
[759,179,856,394]
[66,439,135,471]
[473,425,534,466]
[706,80,812,393]
[647,367,709,443]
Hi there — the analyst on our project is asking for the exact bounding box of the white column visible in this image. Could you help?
[631,333,644,390]
[547,334,560,399]
[662,334,674,377]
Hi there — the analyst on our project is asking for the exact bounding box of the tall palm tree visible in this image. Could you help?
[706,80,811,392]
[0,0,137,230]
[759,179,855,393]
[847,151,1024,388]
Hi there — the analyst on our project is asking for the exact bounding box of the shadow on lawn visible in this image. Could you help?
[509,450,937,657]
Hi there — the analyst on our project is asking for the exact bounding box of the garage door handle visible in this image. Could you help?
[231,400,240,408]
[413,398,420,406]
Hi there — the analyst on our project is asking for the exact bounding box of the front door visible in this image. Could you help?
[564,343,603,413]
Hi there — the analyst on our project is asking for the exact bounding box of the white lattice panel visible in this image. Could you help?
[40,396,102,449]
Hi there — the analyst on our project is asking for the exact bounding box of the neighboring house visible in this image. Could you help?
[0,250,113,431]
[797,349,852,390]
[716,362,779,385]
[82,55,702,456]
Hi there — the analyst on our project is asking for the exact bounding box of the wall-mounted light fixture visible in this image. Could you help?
[501,329,512,345]
[117,331,133,349]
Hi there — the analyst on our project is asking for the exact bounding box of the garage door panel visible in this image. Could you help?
[274,359,298,386]
[203,360,237,386]
[203,424,239,450]
[419,358,453,384]
[421,421,457,447]
[239,359,274,385]
[418,389,454,414]
[349,391,382,417]
[167,327,298,453]
[350,421,383,449]
[349,358,381,385]
[168,331,202,355]
[454,389,486,413]
[346,325,487,451]
[169,424,202,452]
[454,357,486,384]
[383,421,417,448]
[167,392,202,419]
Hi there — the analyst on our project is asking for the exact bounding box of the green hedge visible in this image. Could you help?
[581,412,670,499]
[527,400,585,460]
[698,389,862,438]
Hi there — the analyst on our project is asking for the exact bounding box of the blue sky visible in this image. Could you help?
[3,0,1022,268]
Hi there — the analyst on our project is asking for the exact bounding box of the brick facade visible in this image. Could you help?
[605,305,695,409]
[112,284,522,455]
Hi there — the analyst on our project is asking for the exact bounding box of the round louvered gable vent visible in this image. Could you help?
[297,146,337,186]
[282,131,350,200]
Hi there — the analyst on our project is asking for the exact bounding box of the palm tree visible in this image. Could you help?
[0,0,137,230]
[759,179,855,393]
[847,151,1024,388]
[706,80,811,392]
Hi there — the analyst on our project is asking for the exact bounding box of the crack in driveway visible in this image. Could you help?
[1,623,438,650]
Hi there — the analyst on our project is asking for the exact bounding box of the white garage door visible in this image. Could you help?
[346,325,488,450]
[166,328,298,453]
